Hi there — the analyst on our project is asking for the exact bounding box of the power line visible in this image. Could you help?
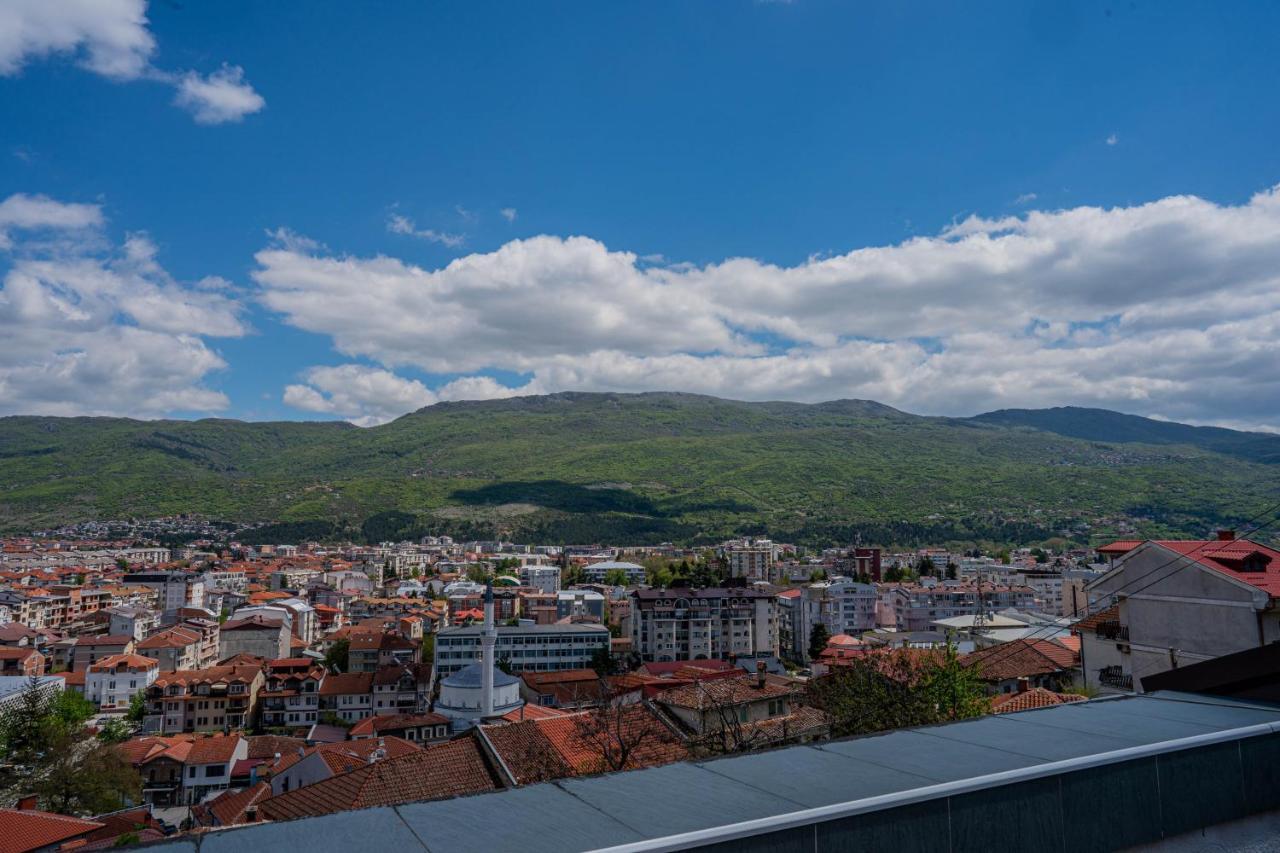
[955,499,1280,680]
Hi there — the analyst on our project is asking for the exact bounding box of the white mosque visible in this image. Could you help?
[434,582,524,729]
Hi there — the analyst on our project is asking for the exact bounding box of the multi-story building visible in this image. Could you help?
[876,580,1037,632]
[556,589,605,622]
[1083,534,1280,693]
[518,565,561,594]
[581,560,647,585]
[218,615,290,661]
[348,630,420,673]
[726,545,775,582]
[434,623,610,675]
[318,671,374,723]
[86,653,159,711]
[630,587,778,663]
[137,626,204,671]
[260,658,324,728]
[778,578,878,663]
[72,634,136,671]
[121,572,205,622]
[372,663,431,715]
[145,663,265,734]
[107,606,160,641]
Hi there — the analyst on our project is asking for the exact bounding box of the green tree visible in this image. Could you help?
[48,689,95,738]
[0,675,53,763]
[809,568,828,582]
[496,654,515,675]
[589,645,618,676]
[125,690,147,724]
[945,561,958,580]
[466,564,491,584]
[808,623,832,661]
[923,641,989,721]
[97,717,133,744]
[323,638,350,672]
[37,734,142,815]
[603,568,629,586]
[884,564,904,583]
[421,633,435,663]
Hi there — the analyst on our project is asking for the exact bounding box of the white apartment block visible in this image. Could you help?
[780,578,878,663]
[433,623,610,675]
[630,587,778,663]
[876,580,1037,632]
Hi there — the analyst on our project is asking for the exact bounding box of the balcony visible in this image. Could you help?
[1095,621,1129,641]
[1098,665,1133,690]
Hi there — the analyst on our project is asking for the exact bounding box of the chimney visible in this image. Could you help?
[245,805,259,822]
[1217,530,1236,541]
[756,660,767,690]
[1016,677,1030,694]
[16,795,38,811]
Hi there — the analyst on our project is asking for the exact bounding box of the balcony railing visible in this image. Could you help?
[1098,666,1133,690]
[1095,621,1129,641]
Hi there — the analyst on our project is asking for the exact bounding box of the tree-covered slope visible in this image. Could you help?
[1,392,1276,546]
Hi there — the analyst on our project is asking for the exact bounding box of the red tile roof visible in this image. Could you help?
[0,808,103,853]
[991,687,1087,713]
[961,639,1080,682]
[348,712,448,737]
[192,781,272,827]
[1148,539,1280,597]
[318,672,373,696]
[185,733,243,765]
[244,734,307,761]
[257,737,501,820]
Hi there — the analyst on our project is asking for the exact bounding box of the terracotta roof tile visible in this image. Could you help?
[961,639,1079,681]
[991,688,1087,714]
[0,809,103,853]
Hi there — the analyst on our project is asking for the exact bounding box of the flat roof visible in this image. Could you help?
[132,692,1280,853]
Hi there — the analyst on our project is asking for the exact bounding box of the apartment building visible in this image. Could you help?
[145,663,265,734]
[778,577,878,663]
[876,580,1037,631]
[122,572,205,621]
[433,623,610,675]
[318,672,374,723]
[260,658,324,728]
[630,587,778,663]
[518,565,561,594]
[726,545,775,582]
[86,653,159,711]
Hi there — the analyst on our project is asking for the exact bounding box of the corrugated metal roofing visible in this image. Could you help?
[137,692,1280,853]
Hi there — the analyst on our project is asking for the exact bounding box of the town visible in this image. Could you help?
[2,523,1276,850]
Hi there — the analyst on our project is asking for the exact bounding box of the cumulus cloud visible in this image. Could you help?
[284,364,539,426]
[0,0,263,125]
[258,186,1280,429]
[0,193,245,417]
[386,214,465,248]
[173,64,265,124]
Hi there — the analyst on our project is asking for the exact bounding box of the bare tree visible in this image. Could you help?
[572,679,665,773]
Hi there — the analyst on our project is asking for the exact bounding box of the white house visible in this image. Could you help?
[86,653,159,712]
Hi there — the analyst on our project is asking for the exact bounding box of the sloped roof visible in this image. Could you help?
[991,688,1087,714]
[961,639,1079,681]
[245,734,307,760]
[657,674,797,711]
[319,672,373,696]
[1149,539,1280,597]
[192,781,272,827]
[1071,603,1120,633]
[349,713,448,737]
[0,808,103,853]
[186,733,242,765]
[257,737,501,820]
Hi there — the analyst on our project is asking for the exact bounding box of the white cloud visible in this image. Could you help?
[1014,192,1038,205]
[258,185,1280,429]
[0,0,263,125]
[173,64,265,125]
[386,213,465,248]
[1106,133,1119,146]
[0,193,104,250]
[284,364,540,426]
[0,192,245,417]
[500,207,518,222]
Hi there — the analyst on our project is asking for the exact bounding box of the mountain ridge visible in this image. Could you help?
[1,393,1276,545]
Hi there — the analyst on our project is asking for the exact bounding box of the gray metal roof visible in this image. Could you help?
[141,692,1280,853]
[439,662,520,688]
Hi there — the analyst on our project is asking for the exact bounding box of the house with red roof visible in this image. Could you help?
[961,638,1080,693]
[1084,532,1280,693]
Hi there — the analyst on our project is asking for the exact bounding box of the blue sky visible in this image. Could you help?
[3,1,1280,429]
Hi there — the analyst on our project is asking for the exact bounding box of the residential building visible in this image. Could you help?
[138,625,204,671]
[876,580,1037,631]
[652,666,829,750]
[0,646,45,676]
[960,638,1080,694]
[107,606,160,641]
[260,658,325,729]
[182,734,248,804]
[122,571,205,621]
[726,545,774,582]
[518,565,561,594]
[72,634,135,671]
[1082,534,1280,693]
[86,653,159,711]
[318,671,374,723]
[630,587,778,663]
[145,663,265,734]
[779,577,877,663]
[268,737,420,796]
[556,589,605,622]
[218,615,290,661]
[581,560,646,584]
[372,663,431,715]
[349,630,419,673]
[348,712,450,743]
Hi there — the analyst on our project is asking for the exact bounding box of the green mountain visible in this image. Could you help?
[971,407,1280,465]
[1,392,1276,547]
